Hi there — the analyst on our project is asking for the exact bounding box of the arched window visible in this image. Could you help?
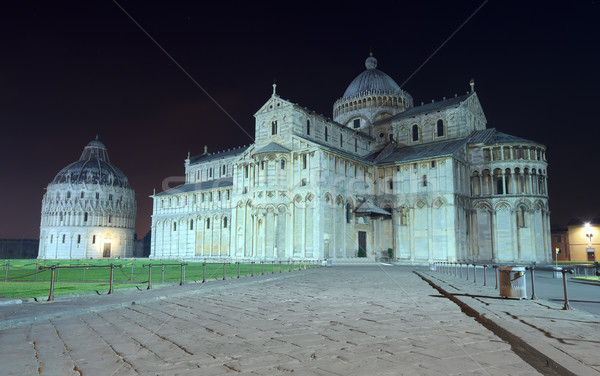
[80,192,84,198]
[223,217,228,228]
[222,165,226,175]
[354,138,358,152]
[77,235,81,244]
[346,203,353,224]
[271,121,278,135]
[303,155,307,169]
[96,192,100,199]
[306,120,310,135]
[325,127,328,141]
[281,159,285,169]
[412,124,419,141]
[388,179,393,190]
[206,218,211,229]
[84,212,88,222]
[340,134,343,148]
[67,191,71,199]
[50,235,53,244]
[62,234,66,243]
[436,119,444,137]
[173,222,177,231]
[190,219,193,230]
[92,235,96,244]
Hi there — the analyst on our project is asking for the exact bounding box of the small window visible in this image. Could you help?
[50,235,53,244]
[346,203,352,223]
[109,194,113,201]
[209,168,212,178]
[84,212,88,222]
[190,219,194,230]
[109,215,112,223]
[303,155,307,169]
[325,127,328,141]
[353,119,360,129]
[555,235,562,243]
[207,218,211,229]
[223,217,228,228]
[77,235,81,244]
[261,161,265,170]
[281,159,285,169]
[96,192,99,199]
[306,120,311,135]
[354,138,358,153]
[244,165,249,178]
[62,234,66,243]
[80,192,84,198]
[388,180,393,190]
[218,191,221,200]
[173,222,177,231]
[340,134,343,148]
[412,124,419,141]
[222,165,226,175]
[227,190,230,200]
[436,119,444,137]
[271,121,278,135]
[422,175,427,187]
[301,178,307,186]
[67,191,71,199]
[379,132,385,138]
[92,235,96,244]
[431,161,436,168]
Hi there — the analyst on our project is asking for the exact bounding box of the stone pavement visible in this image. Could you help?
[0,265,564,375]
[418,267,600,376]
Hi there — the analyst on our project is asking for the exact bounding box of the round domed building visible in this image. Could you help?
[38,139,136,259]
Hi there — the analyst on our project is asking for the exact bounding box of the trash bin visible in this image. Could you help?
[553,267,562,279]
[498,267,527,298]
[326,259,332,268]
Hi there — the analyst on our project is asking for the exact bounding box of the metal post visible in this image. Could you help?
[494,265,499,290]
[466,263,469,280]
[460,263,463,279]
[526,266,537,300]
[202,262,206,283]
[561,269,573,310]
[4,260,9,281]
[108,264,114,295]
[82,266,86,281]
[48,266,56,301]
[161,265,165,283]
[180,263,185,286]
[131,263,134,281]
[483,265,487,286]
[56,263,60,282]
[272,261,275,274]
[147,264,152,290]
[223,263,226,280]
[289,260,292,272]
[279,260,282,273]
[473,264,477,283]
[261,261,264,275]
[34,263,38,282]
[237,262,240,279]
[251,261,254,277]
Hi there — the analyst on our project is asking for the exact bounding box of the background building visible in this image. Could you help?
[151,55,551,264]
[38,139,137,259]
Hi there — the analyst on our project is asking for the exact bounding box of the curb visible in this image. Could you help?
[415,271,597,376]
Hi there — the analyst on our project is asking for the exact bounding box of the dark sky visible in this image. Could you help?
[1,1,599,239]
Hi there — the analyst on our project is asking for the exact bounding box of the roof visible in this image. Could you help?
[468,128,538,145]
[342,56,401,99]
[253,142,290,155]
[155,177,233,197]
[355,201,391,216]
[189,146,249,165]
[51,139,130,189]
[365,138,469,165]
[391,93,472,121]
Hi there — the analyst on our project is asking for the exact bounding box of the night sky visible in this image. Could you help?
[1,1,598,239]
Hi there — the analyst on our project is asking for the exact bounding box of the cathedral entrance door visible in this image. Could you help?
[358,231,367,255]
[103,242,111,258]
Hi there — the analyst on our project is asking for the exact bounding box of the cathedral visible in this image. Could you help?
[38,139,137,259]
[150,55,551,264]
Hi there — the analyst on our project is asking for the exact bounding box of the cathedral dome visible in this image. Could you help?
[51,139,130,188]
[342,55,401,98]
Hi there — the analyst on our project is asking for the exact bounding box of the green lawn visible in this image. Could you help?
[0,259,318,298]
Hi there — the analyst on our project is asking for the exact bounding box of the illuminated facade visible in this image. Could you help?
[38,139,136,259]
[151,55,551,263]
